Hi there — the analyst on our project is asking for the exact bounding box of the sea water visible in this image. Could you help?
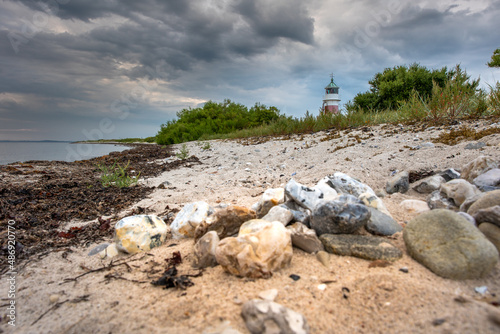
[0,142,131,165]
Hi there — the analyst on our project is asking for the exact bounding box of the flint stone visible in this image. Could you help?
[287,222,324,253]
[365,207,402,236]
[262,206,294,226]
[403,209,499,279]
[478,223,500,253]
[285,179,324,211]
[88,243,110,256]
[99,243,119,259]
[252,188,285,218]
[171,201,213,239]
[324,172,376,197]
[427,190,458,211]
[464,142,486,150]
[215,220,292,278]
[400,200,430,215]
[386,171,409,194]
[440,168,461,182]
[311,199,370,236]
[193,231,220,269]
[194,205,256,241]
[241,299,310,334]
[280,202,311,226]
[359,192,392,217]
[320,234,402,261]
[440,179,481,206]
[314,178,339,201]
[461,156,499,182]
[467,190,500,216]
[473,168,500,189]
[413,175,446,194]
[473,206,500,228]
[115,215,169,254]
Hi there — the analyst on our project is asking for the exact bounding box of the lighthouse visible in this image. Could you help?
[322,75,340,114]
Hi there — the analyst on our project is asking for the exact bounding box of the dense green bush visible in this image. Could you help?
[155,99,281,145]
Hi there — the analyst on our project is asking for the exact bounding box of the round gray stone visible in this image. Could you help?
[403,209,499,280]
[311,200,370,235]
[365,207,403,236]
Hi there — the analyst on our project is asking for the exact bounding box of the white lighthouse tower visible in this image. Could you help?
[322,74,340,114]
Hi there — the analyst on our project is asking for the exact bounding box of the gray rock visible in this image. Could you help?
[287,222,324,253]
[460,193,485,213]
[468,190,500,216]
[262,206,294,226]
[280,202,311,227]
[386,171,409,194]
[413,175,446,194]
[473,206,500,228]
[403,209,499,279]
[440,169,460,182]
[311,199,370,235]
[285,179,324,211]
[427,190,458,211]
[464,142,486,150]
[478,223,500,253]
[241,299,310,334]
[324,172,376,197]
[473,168,500,189]
[88,243,110,256]
[320,234,403,261]
[365,207,402,236]
[462,156,499,182]
[457,212,476,226]
[440,179,481,206]
[193,231,220,269]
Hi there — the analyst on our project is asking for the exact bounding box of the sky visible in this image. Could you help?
[0,0,499,141]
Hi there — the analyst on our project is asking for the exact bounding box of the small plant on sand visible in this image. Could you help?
[176,144,190,160]
[201,142,211,150]
[97,160,140,188]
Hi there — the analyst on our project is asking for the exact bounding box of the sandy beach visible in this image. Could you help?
[1,119,500,333]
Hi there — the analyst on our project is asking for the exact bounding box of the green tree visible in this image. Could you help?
[487,48,500,68]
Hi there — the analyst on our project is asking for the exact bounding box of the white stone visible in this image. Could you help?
[400,200,430,215]
[114,215,169,254]
[258,289,279,301]
[262,206,294,226]
[314,178,338,201]
[251,188,285,218]
[359,192,392,217]
[171,201,213,239]
[99,243,120,258]
[285,179,324,211]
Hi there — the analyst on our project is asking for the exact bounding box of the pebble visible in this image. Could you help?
[464,142,486,150]
[241,299,310,334]
[315,251,330,267]
[171,202,213,239]
[478,223,500,253]
[193,231,220,269]
[115,215,169,254]
[473,206,500,227]
[400,199,430,214]
[251,188,285,217]
[194,205,256,241]
[99,243,119,259]
[461,156,499,182]
[365,207,402,236]
[403,209,499,279]
[399,267,409,273]
[320,234,402,261]
[358,192,392,217]
[440,179,481,206]
[49,294,60,304]
[287,222,324,253]
[386,171,409,194]
[285,179,325,211]
[311,198,370,235]
[473,168,500,189]
[262,206,294,226]
[88,243,110,256]
[440,168,460,182]
[258,289,278,302]
[413,175,446,194]
[467,190,500,216]
[324,172,376,197]
[427,190,458,211]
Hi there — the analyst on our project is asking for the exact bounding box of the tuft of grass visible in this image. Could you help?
[175,144,190,160]
[432,125,500,146]
[97,160,140,188]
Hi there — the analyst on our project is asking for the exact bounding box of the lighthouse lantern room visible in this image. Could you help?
[322,75,340,114]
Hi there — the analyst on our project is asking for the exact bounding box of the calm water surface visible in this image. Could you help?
[0,142,131,165]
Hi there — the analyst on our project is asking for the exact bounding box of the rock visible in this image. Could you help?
[287,222,324,253]
[115,215,169,254]
[315,251,330,267]
[310,199,370,236]
[440,168,461,182]
[320,234,402,261]
[285,179,325,211]
[251,188,285,218]
[171,202,213,239]
[386,171,409,194]
[241,299,310,334]
[460,193,485,213]
[403,209,499,279]
[440,179,481,206]
[49,294,60,304]
[280,202,311,226]
[88,243,110,256]
[457,212,476,226]
[461,156,499,182]
[478,223,500,253]
[99,243,120,258]
[427,190,458,211]
[258,289,279,302]
[413,175,446,194]
[193,231,220,269]
[215,220,292,278]
[194,205,256,241]
[324,172,376,197]
[314,178,339,201]
[468,190,500,216]
[358,192,392,217]
[365,207,402,236]
[464,142,486,150]
[400,199,430,214]
[262,206,294,226]
[473,168,500,189]
[473,206,500,228]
